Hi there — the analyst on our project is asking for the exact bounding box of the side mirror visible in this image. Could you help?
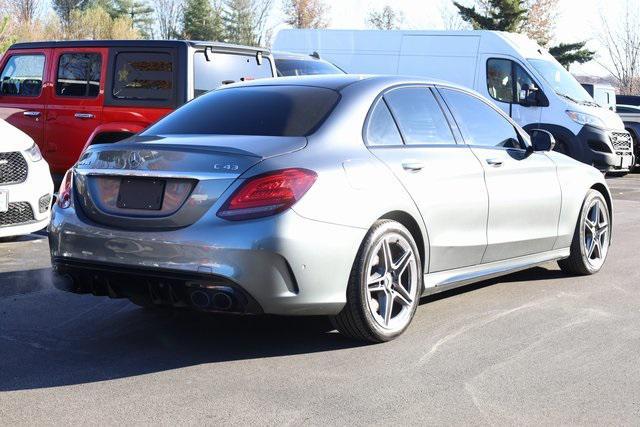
[519,84,540,107]
[529,129,555,152]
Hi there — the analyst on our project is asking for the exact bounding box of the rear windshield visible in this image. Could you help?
[143,85,340,137]
[193,51,273,98]
[275,58,344,77]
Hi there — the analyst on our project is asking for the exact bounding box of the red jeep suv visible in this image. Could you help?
[0,40,275,183]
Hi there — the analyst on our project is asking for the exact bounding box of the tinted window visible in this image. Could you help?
[56,53,102,97]
[276,59,344,77]
[144,86,339,137]
[384,87,455,145]
[113,52,173,100]
[193,52,273,98]
[366,99,403,146]
[0,54,45,97]
[487,58,513,103]
[441,88,522,149]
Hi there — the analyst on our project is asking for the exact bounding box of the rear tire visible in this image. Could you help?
[330,220,422,343]
[558,189,610,275]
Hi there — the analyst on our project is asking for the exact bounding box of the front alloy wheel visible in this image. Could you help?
[331,220,422,342]
[559,189,611,275]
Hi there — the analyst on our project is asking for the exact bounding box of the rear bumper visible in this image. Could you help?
[49,206,367,315]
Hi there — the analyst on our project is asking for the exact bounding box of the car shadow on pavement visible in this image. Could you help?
[0,265,566,392]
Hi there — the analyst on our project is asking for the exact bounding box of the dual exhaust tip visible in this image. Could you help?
[189,287,235,311]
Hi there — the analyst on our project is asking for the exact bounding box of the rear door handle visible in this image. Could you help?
[23,111,41,117]
[74,113,95,120]
[402,162,425,172]
[486,158,503,167]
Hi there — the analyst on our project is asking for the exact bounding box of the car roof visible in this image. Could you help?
[9,40,269,53]
[223,74,472,93]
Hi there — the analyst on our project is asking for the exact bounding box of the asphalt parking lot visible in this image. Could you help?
[1,175,639,424]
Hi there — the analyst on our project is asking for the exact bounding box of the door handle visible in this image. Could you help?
[23,111,41,117]
[486,158,503,167]
[74,113,95,120]
[402,162,425,172]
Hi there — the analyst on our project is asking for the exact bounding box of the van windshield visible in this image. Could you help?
[528,58,596,106]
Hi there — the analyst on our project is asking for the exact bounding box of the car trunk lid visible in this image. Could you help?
[72,135,306,229]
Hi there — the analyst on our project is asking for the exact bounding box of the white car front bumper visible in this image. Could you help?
[0,153,54,238]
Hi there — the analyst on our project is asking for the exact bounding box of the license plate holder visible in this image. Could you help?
[621,155,632,169]
[117,178,165,210]
[0,189,7,213]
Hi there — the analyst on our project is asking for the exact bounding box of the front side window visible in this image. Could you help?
[441,88,522,149]
[56,53,102,97]
[113,52,173,100]
[384,87,455,145]
[193,51,273,98]
[487,58,513,103]
[366,99,403,146]
[144,85,339,137]
[0,54,45,97]
[487,58,539,104]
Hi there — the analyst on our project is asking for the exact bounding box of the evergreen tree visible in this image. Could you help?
[223,0,255,45]
[182,0,223,41]
[549,42,595,70]
[453,0,527,31]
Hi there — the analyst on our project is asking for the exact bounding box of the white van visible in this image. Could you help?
[0,119,53,239]
[581,83,616,111]
[274,29,635,173]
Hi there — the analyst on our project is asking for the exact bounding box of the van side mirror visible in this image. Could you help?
[529,129,555,152]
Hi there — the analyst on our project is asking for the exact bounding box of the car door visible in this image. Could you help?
[365,85,489,272]
[439,87,561,263]
[0,49,50,152]
[482,55,544,127]
[45,48,107,174]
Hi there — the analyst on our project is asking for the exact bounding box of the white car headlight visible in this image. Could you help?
[25,143,42,162]
[565,110,607,129]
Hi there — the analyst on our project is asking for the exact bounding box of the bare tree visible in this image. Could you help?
[367,4,404,30]
[439,0,468,30]
[5,0,41,24]
[522,0,558,46]
[154,0,182,39]
[223,0,273,45]
[282,0,328,29]
[598,0,640,94]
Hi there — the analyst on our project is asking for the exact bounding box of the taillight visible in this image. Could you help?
[57,169,73,209]
[217,168,317,221]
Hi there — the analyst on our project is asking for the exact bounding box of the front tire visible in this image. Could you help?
[558,189,610,275]
[331,220,422,343]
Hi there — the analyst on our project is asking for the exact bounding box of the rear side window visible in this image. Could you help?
[0,54,45,97]
[440,88,522,149]
[56,53,102,97]
[193,51,273,98]
[366,99,403,146]
[384,87,455,145]
[144,86,339,137]
[113,52,173,100]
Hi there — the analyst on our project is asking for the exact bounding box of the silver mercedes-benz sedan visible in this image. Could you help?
[50,75,612,342]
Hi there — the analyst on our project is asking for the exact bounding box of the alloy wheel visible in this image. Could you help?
[365,233,419,332]
[583,199,609,269]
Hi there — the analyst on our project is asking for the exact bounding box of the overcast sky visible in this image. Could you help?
[269,0,621,76]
